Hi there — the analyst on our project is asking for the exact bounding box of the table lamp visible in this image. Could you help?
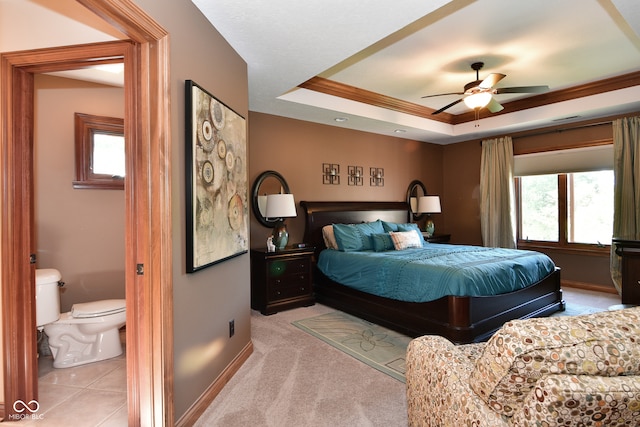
[265,193,297,249]
[418,195,441,237]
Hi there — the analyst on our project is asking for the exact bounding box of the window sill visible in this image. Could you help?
[517,241,610,257]
[72,180,124,190]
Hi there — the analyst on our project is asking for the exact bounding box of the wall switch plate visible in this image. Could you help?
[229,319,235,337]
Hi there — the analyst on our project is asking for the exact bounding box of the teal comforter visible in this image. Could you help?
[316,244,556,303]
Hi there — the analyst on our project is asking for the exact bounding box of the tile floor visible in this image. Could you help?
[4,336,127,426]
[2,287,622,426]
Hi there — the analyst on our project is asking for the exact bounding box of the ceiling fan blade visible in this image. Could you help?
[421,92,464,99]
[431,98,464,115]
[486,98,504,113]
[494,85,549,94]
[479,73,506,89]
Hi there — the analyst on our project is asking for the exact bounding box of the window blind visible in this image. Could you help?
[513,144,613,176]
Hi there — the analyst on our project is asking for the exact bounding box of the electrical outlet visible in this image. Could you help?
[229,319,235,337]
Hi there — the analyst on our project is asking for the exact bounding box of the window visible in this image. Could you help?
[517,170,614,252]
[73,112,125,189]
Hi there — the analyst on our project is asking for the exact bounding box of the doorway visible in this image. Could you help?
[1,1,173,425]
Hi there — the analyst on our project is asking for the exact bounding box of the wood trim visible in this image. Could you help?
[453,71,640,124]
[75,1,174,425]
[1,1,172,425]
[299,76,453,124]
[175,341,254,427]
[1,58,38,420]
[513,138,612,156]
[73,112,125,190]
[299,71,640,125]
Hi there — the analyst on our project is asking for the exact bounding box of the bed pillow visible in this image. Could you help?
[383,222,426,246]
[381,221,401,232]
[333,220,385,251]
[370,233,395,252]
[321,225,338,250]
[389,230,424,250]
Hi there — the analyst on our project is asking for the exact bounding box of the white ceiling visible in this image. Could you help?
[191,0,640,144]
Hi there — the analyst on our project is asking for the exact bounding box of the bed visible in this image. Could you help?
[301,201,565,344]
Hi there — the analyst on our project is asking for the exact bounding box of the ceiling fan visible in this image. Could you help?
[422,62,549,115]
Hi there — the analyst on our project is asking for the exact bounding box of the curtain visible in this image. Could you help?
[610,116,640,294]
[480,136,516,248]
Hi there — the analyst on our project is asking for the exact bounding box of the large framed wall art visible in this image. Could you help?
[185,80,248,272]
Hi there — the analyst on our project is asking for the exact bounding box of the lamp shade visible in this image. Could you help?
[463,92,492,109]
[417,195,441,214]
[265,193,297,219]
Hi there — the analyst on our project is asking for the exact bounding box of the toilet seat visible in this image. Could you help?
[71,299,126,318]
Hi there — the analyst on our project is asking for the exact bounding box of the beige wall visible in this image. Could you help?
[132,0,251,421]
[248,112,444,246]
[34,74,125,312]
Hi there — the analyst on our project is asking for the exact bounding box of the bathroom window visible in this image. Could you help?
[73,112,125,190]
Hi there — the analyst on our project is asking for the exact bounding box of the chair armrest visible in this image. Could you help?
[406,336,509,427]
[511,374,640,425]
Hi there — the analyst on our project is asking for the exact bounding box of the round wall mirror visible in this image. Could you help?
[251,170,291,227]
[406,180,427,221]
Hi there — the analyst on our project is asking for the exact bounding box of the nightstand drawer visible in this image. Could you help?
[267,258,309,278]
[268,281,311,301]
[268,271,309,288]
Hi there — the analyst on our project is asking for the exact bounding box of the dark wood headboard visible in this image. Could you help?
[300,201,410,256]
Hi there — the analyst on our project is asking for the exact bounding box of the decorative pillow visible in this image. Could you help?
[469,307,640,417]
[321,225,338,250]
[389,230,423,250]
[333,220,385,251]
[370,233,395,252]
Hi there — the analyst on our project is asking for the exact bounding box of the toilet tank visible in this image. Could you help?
[35,268,62,328]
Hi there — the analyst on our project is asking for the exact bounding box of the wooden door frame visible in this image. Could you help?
[0,1,173,425]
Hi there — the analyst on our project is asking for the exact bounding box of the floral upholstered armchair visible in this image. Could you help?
[406,306,640,426]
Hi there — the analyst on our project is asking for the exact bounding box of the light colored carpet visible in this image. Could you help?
[194,302,604,426]
[292,312,410,382]
[194,304,407,427]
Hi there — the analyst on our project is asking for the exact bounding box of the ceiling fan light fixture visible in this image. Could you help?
[463,92,492,109]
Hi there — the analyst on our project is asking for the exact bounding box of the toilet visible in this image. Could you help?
[36,268,126,369]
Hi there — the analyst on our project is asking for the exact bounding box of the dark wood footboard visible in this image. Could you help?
[314,266,563,343]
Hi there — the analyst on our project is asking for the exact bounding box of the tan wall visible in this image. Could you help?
[34,74,126,313]
[132,0,251,421]
[248,112,444,246]
[441,139,484,246]
[442,122,620,292]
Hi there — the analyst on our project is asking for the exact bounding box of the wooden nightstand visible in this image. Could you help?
[612,239,640,305]
[422,233,451,243]
[250,246,315,315]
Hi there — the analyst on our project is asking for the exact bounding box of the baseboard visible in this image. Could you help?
[562,280,618,294]
[175,340,254,427]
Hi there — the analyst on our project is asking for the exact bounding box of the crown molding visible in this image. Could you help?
[299,71,640,125]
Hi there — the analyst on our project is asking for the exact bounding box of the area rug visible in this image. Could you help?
[292,311,411,383]
[552,303,604,317]
[292,304,604,384]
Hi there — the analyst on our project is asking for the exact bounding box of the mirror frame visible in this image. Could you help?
[406,179,428,221]
[251,170,291,227]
